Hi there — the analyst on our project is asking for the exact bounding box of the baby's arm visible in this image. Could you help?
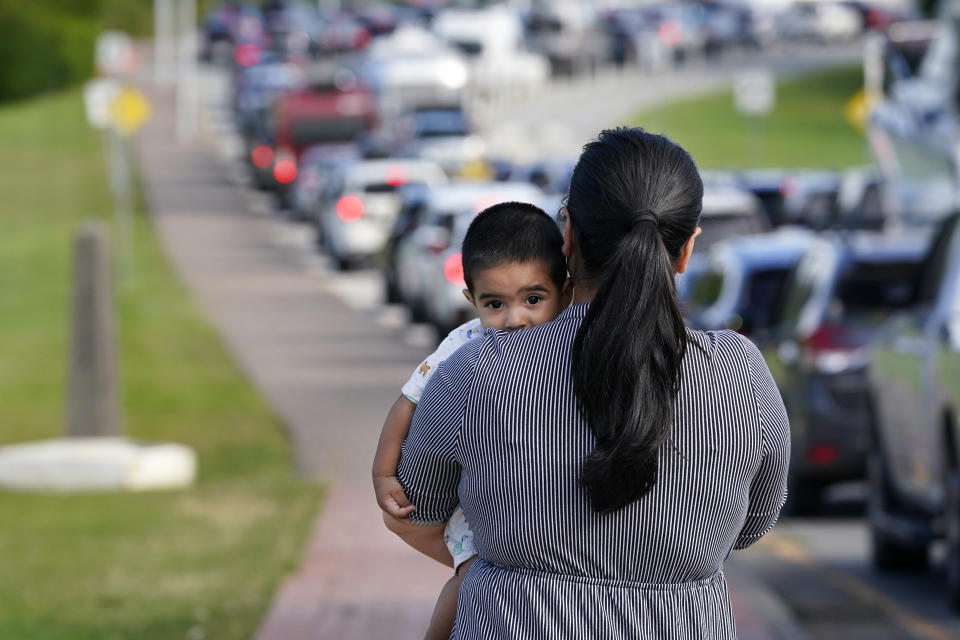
[372,395,417,518]
[372,318,484,518]
[382,511,452,567]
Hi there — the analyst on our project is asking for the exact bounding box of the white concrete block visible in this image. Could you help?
[0,437,196,492]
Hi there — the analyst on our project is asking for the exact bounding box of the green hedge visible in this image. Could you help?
[0,0,152,103]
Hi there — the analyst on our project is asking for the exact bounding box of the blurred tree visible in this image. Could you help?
[0,0,152,103]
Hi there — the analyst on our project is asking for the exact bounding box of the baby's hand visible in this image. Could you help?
[374,474,416,518]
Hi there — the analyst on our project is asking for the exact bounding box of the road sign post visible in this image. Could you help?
[177,0,199,141]
[733,69,775,167]
[84,33,151,287]
[155,0,177,83]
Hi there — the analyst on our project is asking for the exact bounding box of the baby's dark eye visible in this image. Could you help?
[486,300,503,310]
[526,295,543,305]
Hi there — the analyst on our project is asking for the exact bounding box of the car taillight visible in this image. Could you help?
[658,22,681,47]
[801,325,869,374]
[274,159,297,185]
[385,165,407,187]
[336,196,364,222]
[866,9,890,30]
[252,145,274,169]
[807,444,838,466]
[234,43,261,67]
[444,253,465,287]
[352,27,371,50]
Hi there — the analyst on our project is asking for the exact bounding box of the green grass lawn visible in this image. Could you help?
[0,89,323,639]
[627,65,870,170]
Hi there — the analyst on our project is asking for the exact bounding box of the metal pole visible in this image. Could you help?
[155,0,176,84]
[177,0,199,141]
[863,31,884,98]
[108,128,134,285]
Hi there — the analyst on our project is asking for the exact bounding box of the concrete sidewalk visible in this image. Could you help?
[133,75,802,640]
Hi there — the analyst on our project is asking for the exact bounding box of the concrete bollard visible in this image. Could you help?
[66,222,120,437]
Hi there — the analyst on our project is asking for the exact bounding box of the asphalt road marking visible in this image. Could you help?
[764,535,955,640]
[825,572,956,640]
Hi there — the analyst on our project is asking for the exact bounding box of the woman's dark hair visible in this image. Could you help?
[567,128,702,513]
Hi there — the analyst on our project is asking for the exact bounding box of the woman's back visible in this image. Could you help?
[399,303,788,638]
[458,305,787,584]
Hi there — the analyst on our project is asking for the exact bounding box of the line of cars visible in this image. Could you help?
[679,179,960,608]
[679,0,960,607]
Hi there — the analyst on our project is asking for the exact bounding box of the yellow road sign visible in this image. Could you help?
[844,88,880,135]
[109,86,151,136]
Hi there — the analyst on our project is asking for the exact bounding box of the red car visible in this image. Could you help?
[249,66,377,204]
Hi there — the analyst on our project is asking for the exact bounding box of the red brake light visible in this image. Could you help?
[444,253,465,287]
[274,159,297,185]
[658,22,681,47]
[385,166,407,188]
[234,44,262,68]
[352,28,372,51]
[252,145,274,169]
[336,196,364,222]
[808,444,838,466]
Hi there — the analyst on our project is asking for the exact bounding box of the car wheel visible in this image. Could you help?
[868,446,928,571]
[409,300,429,324]
[787,476,822,516]
[384,276,403,305]
[335,255,352,271]
[946,450,960,610]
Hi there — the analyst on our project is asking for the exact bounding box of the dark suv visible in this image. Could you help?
[867,213,960,608]
[768,231,929,512]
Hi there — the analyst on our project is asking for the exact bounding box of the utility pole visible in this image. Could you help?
[177,0,199,141]
[154,0,176,83]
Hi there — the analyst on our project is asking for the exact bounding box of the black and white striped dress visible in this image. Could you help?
[398,303,790,639]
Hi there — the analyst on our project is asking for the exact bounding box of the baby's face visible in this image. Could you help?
[464,261,568,331]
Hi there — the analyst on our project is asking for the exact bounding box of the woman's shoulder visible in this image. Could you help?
[685,327,766,368]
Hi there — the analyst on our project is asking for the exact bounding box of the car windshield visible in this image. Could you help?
[738,268,793,334]
[684,267,724,317]
[828,260,920,322]
[292,117,368,146]
[451,40,483,56]
[783,252,922,338]
[414,111,468,137]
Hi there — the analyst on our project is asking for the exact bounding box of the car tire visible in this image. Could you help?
[385,276,403,305]
[335,255,352,271]
[786,476,822,516]
[946,449,960,610]
[409,301,429,324]
[868,446,928,571]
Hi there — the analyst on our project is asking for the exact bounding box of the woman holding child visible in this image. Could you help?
[377,128,790,638]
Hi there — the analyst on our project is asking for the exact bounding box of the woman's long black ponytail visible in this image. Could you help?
[567,128,702,514]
